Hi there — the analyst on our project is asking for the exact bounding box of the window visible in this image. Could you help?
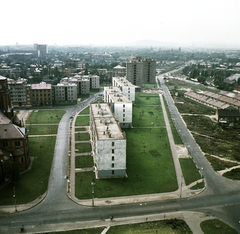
[112,156,114,161]
[112,149,114,154]
[123,114,125,117]
[112,142,114,147]
[15,141,20,147]
[123,118,125,121]
[112,170,114,175]
[123,109,125,112]
[112,163,114,168]
[123,104,125,107]
[3,142,8,148]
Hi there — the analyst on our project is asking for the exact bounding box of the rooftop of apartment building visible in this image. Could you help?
[104,87,131,103]
[54,82,77,87]
[91,103,125,141]
[113,77,135,87]
[31,82,51,90]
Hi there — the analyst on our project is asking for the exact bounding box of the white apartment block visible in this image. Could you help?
[53,83,77,103]
[112,77,135,103]
[126,56,156,87]
[90,103,126,178]
[104,86,132,128]
[8,78,31,107]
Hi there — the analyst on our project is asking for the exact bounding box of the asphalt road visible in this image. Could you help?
[1,86,240,233]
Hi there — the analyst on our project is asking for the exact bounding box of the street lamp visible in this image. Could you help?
[13,186,17,212]
[91,182,95,207]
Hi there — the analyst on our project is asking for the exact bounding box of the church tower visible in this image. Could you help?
[0,76,14,119]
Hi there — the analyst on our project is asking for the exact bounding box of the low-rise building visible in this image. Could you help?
[31,82,52,106]
[53,82,77,103]
[112,77,135,103]
[90,103,126,178]
[104,86,132,128]
[113,65,126,77]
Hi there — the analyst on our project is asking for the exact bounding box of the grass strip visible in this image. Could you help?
[75,143,92,153]
[75,116,90,126]
[26,110,66,124]
[179,158,202,185]
[27,125,58,135]
[200,219,238,234]
[75,156,93,168]
[75,133,90,141]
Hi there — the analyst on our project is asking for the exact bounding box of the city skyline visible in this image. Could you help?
[0,0,240,48]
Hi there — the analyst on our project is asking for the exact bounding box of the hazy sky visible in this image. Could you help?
[0,0,240,47]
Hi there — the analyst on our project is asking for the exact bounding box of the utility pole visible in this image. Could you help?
[91,182,95,207]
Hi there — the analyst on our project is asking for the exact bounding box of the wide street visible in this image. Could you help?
[0,78,240,233]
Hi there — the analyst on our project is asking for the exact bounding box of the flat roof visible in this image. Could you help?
[91,103,125,140]
[104,87,131,103]
[113,77,135,87]
[31,82,51,89]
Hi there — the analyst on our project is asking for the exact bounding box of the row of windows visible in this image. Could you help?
[2,141,21,148]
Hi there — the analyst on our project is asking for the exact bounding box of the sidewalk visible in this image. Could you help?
[0,211,212,234]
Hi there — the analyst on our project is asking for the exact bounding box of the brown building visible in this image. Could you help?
[0,76,14,119]
[31,82,52,106]
[0,76,29,183]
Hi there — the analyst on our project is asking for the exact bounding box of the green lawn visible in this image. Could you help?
[79,106,89,115]
[75,128,177,199]
[135,92,161,105]
[26,125,58,135]
[75,133,90,141]
[200,219,238,234]
[132,105,164,127]
[0,136,56,205]
[179,158,202,185]
[75,143,92,153]
[142,83,158,88]
[75,156,93,168]
[75,116,90,126]
[108,219,192,234]
[27,110,66,124]
[43,219,192,234]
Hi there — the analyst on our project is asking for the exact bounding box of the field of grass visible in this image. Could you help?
[26,110,66,124]
[79,106,89,115]
[0,136,56,205]
[75,116,90,126]
[223,168,240,181]
[107,219,192,234]
[75,156,93,168]
[75,133,90,141]
[142,83,158,88]
[175,98,215,115]
[132,105,164,127]
[75,127,177,199]
[75,143,92,153]
[27,125,58,135]
[200,219,238,234]
[135,92,161,105]
[179,158,202,185]
[205,154,239,171]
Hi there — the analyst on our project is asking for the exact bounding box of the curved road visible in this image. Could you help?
[1,87,240,233]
